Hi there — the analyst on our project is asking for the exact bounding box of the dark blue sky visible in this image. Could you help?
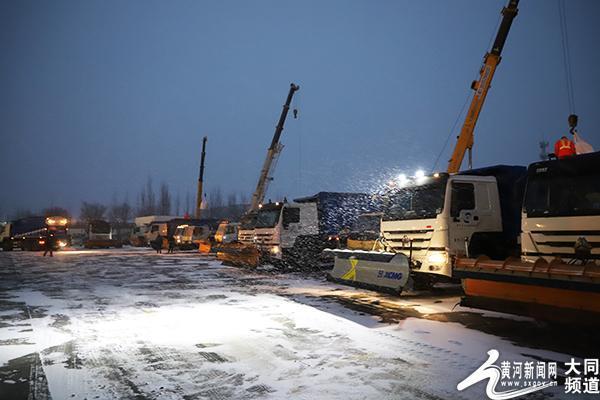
[1,0,599,217]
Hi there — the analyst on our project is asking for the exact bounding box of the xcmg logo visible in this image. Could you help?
[377,270,403,280]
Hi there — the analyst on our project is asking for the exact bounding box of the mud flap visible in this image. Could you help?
[324,249,410,294]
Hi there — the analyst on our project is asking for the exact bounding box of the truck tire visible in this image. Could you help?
[411,273,434,291]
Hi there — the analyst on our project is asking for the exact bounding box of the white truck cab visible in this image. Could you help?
[521,151,600,263]
[381,166,526,279]
[253,201,318,259]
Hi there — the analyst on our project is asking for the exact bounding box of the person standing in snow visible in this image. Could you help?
[43,231,54,257]
[152,235,163,254]
[167,235,175,254]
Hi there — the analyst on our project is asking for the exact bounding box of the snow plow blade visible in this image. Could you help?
[198,240,212,254]
[454,256,600,324]
[215,242,260,268]
[324,249,409,295]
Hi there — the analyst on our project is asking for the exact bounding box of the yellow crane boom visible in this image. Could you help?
[447,0,519,173]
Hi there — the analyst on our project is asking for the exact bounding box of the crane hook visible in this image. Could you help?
[568,114,578,135]
[293,108,298,119]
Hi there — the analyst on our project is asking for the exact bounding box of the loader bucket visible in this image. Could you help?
[216,242,260,268]
[325,249,410,295]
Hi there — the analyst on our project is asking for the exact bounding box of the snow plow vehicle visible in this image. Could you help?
[220,192,378,269]
[454,151,600,322]
[174,220,219,250]
[327,0,521,292]
[327,166,526,291]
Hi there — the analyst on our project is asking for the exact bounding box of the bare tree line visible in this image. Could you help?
[6,180,251,223]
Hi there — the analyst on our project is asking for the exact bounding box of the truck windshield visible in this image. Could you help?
[524,169,600,217]
[255,209,281,228]
[382,178,447,221]
[240,213,257,230]
[352,215,380,232]
[90,222,110,233]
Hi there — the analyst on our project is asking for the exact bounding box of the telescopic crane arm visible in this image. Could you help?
[195,136,207,218]
[249,83,300,211]
[447,0,519,173]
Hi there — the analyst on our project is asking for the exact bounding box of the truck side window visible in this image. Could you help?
[451,182,475,218]
[283,208,300,225]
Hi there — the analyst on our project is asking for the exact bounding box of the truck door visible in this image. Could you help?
[447,180,478,256]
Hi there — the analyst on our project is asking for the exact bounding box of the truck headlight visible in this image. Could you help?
[427,252,447,265]
[58,240,67,248]
[270,246,280,255]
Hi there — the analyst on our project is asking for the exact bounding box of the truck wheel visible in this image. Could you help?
[411,273,434,291]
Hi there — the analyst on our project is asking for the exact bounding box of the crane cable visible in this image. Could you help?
[431,7,503,173]
[293,89,303,195]
[431,91,472,173]
[558,0,576,113]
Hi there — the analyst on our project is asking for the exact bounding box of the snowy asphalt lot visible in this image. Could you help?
[0,248,592,399]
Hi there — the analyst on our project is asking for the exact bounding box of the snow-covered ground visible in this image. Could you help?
[0,248,584,399]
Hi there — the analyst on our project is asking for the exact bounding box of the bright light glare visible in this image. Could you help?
[397,174,409,185]
[427,252,447,264]
[415,170,425,179]
[80,302,279,348]
[46,217,68,226]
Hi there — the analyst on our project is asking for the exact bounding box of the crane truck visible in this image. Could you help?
[237,83,299,244]
[328,0,520,292]
[217,83,299,265]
